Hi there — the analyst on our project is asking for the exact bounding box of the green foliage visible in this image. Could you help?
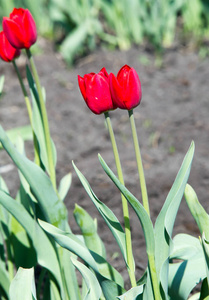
[1,0,209,63]
[0,8,209,296]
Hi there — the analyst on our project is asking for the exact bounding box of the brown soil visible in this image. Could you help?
[0,39,209,288]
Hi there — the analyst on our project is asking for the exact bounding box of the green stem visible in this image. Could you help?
[12,60,40,166]
[128,109,150,217]
[104,112,136,287]
[148,254,162,299]
[26,49,56,190]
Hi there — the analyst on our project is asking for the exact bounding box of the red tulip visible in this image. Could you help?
[78,67,117,115]
[0,31,21,62]
[3,8,37,49]
[109,65,142,110]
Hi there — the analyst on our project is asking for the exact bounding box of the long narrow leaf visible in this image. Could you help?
[168,233,205,299]
[39,220,125,299]
[73,161,128,267]
[0,125,68,230]
[0,190,65,297]
[9,267,36,300]
[184,184,209,240]
[71,257,102,300]
[98,154,155,257]
[154,141,194,297]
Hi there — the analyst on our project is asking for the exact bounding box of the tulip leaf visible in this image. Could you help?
[98,154,155,257]
[184,184,209,240]
[74,204,106,258]
[98,155,156,298]
[0,125,32,150]
[0,190,65,297]
[0,258,10,298]
[59,248,81,300]
[26,65,57,173]
[199,278,209,300]
[201,233,209,285]
[9,267,36,300]
[168,233,205,299]
[0,125,68,230]
[58,173,72,201]
[117,285,144,300]
[154,141,194,297]
[72,161,128,267]
[39,219,125,299]
[71,256,102,300]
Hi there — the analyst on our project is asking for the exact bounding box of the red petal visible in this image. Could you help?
[78,75,87,100]
[99,67,109,78]
[85,74,113,114]
[23,9,37,48]
[109,72,126,109]
[3,17,25,49]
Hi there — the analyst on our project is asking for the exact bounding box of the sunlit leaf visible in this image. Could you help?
[39,219,125,299]
[154,141,194,297]
[9,267,36,300]
[73,161,128,268]
[0,125,68,230]
[71,256,102,300]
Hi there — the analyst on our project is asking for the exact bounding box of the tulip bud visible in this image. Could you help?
[109,65,142,110]
[0,31,21,62]
[3,8,37,49]
[78,67,117,115]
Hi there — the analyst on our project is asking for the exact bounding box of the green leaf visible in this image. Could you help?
[10,217,37,268]
[39,219,125,299]
[0,190,65,297]
[39,219,98,270]
[26,66,57,172]
[59,248,81,300]
[168,259,204,299]
[73,206,124,289]
[0,125,32,150]
[98,155,155,257]
[199,278,209,300]
[58,173,72,201]
[9,267,36,300]
[201,233,209,285]
[0,125,68,230]
[98,155,156,298]
[168,233,205,299]
[74,204,106,257]
[170,234,203,261]
[154,141,194,297]
[73,161,128,268]
[117,286,144,300]
[71,256,102,300]
[184,184,209,240]
[0,257,10,299]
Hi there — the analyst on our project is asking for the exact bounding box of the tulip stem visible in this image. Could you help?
[128,109,150,217]
[12,60,40,166]
[26,49,56,191]
[104,112,136,288]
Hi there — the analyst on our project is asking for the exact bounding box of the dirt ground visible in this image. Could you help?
[0,39,209,288]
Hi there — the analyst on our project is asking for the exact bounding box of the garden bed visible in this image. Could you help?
[0,40,208,288]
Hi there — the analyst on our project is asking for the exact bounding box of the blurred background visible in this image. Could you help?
[1,0,209,65]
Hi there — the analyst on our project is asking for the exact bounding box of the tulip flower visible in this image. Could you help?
[109,65,142,110]
[78,67,117,115]
[0,31,21,62]
[3,8,37,49]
